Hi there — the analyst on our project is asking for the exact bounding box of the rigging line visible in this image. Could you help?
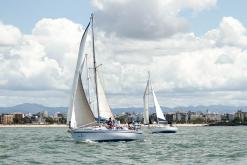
[85,54,91,104]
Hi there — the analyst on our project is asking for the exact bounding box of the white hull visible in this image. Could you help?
[150,125,178,134]
[69,127,143,142]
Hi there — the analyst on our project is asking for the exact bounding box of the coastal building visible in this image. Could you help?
[234,110,247,122]
[175,111,189,123]
[0,114,3,124]
[206,113,221,122]
[244,112,247,121]
[13,112,25,124]
[124,112,143,123]
[164,113,176,123]
[31,114,39,124]
[190,112,205,123]
[25,112,32,117]
[36,111,49,124]
[132,113,143,123]
[221,113,234,122]
[38,110,48,118]
[2,114,14,124]
[190,112,204,119]
[43,111,49,118]
[53,112,66,124]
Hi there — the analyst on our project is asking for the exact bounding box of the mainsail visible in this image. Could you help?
[143,79,150,125]
[152,89,166,123]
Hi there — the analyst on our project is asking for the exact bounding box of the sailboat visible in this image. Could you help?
[67,14,143,142]
[143,73,177,133]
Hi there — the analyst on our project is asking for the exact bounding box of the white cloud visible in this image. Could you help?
[0,22,22,46]
[2,1,247,108]
[92,0,217,39]
[32,18,84,88]
[205,17,247,47]
[97,34,247,94]
[90,16,247,107]
[0,18,84,98]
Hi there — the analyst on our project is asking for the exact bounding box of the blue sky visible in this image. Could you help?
[1,0,247,107]
[0,0,92,33]
[181,0,247,35]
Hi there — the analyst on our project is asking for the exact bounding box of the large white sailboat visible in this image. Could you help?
[143,73,177,133]
[67,14,143,142]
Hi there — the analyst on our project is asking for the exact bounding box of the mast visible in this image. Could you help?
[147,71,150,124]
[91,13,100,123]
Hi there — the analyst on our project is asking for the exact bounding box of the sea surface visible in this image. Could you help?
[0,126,246,165]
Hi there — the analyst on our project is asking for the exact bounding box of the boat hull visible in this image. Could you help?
[69,128,143,142]
[151,126,178,134]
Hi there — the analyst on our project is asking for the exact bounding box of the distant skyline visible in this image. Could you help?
[1,0,247,108]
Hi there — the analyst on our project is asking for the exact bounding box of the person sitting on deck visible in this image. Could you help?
[107,117,113,129]
[69,121,71,129]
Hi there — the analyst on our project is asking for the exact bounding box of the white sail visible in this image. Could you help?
[70,75,95,128]
[97,73,114,119]
[143,79,150,125]
[152,89,166,123]
[67,22,93,127]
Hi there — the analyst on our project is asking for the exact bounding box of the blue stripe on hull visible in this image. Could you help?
[93,139,135,142]
[152,131,177,134]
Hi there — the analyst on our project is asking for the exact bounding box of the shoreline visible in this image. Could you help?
[0,124,67,128]
[0,123,208,128]
[141,124,208,127]
[174,124,208,127]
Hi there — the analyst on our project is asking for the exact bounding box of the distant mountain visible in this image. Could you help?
[111,107,169,114]
[0,103,246,115]
[170,105,247,113]
[0,103,67,115]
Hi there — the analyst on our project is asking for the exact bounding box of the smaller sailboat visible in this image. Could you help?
[143,72,177,133]
[67,14,143,142]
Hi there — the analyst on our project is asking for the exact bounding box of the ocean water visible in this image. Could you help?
[0,126,246,165]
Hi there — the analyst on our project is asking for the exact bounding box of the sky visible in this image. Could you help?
[1,0,247,108]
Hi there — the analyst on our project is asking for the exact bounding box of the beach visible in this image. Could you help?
[0,124,67,128]
[174,124,208,127]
